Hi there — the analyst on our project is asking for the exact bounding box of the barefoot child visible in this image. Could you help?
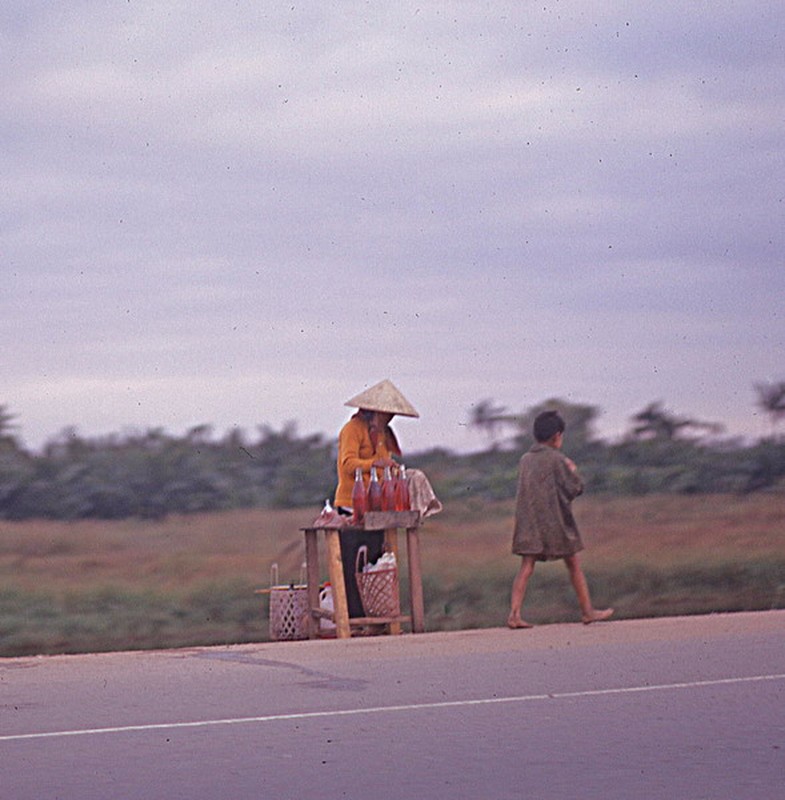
[508,410,613,629]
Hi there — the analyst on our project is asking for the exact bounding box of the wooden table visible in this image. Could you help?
[300,510,424,639]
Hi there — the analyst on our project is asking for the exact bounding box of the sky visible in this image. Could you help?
[3,2,784,453]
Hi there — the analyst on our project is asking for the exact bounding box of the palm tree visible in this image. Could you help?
[0,405,21,452]
[754,381,785,438]
[629,401,723,441]
[468,399,510,447]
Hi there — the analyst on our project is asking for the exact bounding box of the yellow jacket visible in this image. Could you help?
[334,413,400,507]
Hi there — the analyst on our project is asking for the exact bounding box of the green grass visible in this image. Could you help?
[0,494,783,656]
[421,558,785,632]
[0,582,267,657]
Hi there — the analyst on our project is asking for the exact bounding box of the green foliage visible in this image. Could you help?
[1,396,785,520]
[0,421,335,520]
[413,434,785,503]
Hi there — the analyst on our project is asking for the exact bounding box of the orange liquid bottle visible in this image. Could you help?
[367,466,383,512]
[394,464,410,511]
[381,465,396,511]
[351,467,366,524]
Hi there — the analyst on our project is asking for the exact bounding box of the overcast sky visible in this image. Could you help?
[4,2,784,453]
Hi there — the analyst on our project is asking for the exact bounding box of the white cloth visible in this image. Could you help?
[406,468,443,518]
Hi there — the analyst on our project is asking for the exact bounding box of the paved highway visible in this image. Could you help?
[1,611,783,799]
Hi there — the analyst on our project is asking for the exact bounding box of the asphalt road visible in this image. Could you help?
[1,611,783,800]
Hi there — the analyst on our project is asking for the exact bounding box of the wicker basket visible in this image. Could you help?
[355,546,400,618]
[268,563,309,641]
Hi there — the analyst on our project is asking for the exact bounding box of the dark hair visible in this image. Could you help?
[533,410,565,443]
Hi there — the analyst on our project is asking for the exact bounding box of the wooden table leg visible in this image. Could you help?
[384,529,402,635]
[324,529,351,639]
[304,529,320,639]
[406,527,425,633]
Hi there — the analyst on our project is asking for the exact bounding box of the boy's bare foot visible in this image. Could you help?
[507,616,534,629]
[582,608,614,625]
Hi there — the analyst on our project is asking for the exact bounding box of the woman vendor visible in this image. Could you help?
[334,379,419,618]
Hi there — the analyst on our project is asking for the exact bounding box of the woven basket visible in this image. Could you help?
[355,546,400,618]
[269,563,309,641]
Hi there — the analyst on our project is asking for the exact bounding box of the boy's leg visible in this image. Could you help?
[508,555,536,628]
[564,554,614,624]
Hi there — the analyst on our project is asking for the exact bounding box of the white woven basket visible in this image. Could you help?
[268,563,309,641]
[355,546,400,618]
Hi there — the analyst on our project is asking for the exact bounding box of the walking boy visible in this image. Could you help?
[508,410,613,628]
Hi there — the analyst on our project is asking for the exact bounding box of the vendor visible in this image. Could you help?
[334,379,419,617]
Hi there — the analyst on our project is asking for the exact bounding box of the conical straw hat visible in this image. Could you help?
[344,379,420,417]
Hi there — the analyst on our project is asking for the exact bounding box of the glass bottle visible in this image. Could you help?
[381,465,396,511]
[394,464,410,511]
[351,467,366,524]
[367,466,383,512]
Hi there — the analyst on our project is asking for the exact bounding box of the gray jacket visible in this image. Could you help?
[511,443,585,560]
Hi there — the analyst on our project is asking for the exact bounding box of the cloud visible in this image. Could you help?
[2,2,784,452]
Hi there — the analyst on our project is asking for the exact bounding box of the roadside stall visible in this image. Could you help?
[301,509,424,639]
[275,379,442,640]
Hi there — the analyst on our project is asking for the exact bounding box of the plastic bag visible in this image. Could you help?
[311,499,347,528]
[363,551,397,573]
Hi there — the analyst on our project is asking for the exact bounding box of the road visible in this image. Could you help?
[1,611,783,799]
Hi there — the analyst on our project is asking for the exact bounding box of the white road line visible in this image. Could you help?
[2,673,783,743]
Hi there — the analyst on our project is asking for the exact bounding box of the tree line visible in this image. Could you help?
[1,382,784,520]
[0,420,336,520]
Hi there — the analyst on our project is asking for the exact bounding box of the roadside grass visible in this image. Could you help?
[0,583,264,657]
[0,494,782,657]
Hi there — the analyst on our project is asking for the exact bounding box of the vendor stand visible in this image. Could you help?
[301,510,423,639]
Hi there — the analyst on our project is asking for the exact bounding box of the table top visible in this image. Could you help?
[301,510,421,532]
